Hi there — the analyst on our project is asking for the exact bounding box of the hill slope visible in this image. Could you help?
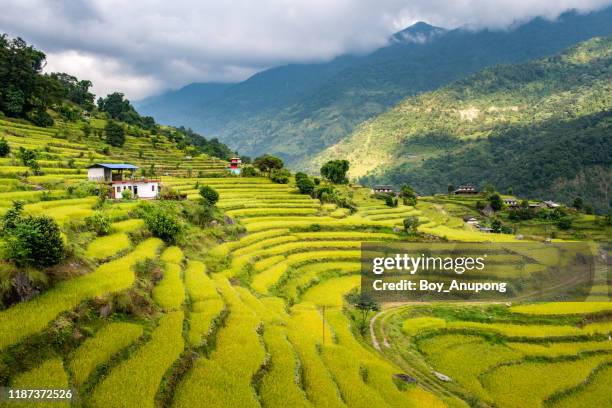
[137,7,612,166]
[313,37,611,211]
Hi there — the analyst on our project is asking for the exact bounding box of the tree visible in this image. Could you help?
[491,219,502,233]
[5,215,64,267]
[199,185,219,206]
[1,200,24,233]
[0,137,10,157]
[253,154,284,176]
[400,184,417,206]
[345,291,380,334]
[105,121,125,147]
[403,216,419,234]
[557,216,572,230]
[489,193,503,211]
[296,172,315,195]
[320,160,349,184]
[447,183,454,195]
[17,147,37,166]
[573,196,583,211]
[271,168,291,184]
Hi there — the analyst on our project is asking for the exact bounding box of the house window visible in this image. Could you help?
[116,187,120,193]
[123,186,126,190]
[152,185,155,191]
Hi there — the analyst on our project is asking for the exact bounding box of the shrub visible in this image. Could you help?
[296,174,315,195]
[241,166,257,177]
[5,215,65,267]
[403,216,419,234]
[142,205,183,243]
[121,189,133,200]
[0,137,9,157]
[253,154,284,175]
[159,186,182,200]
[557,216,572,230]
[85,212,112,236]
[400,184,417,206]
[270,168,291,184]
[1,200,24,233]
[29,109,54,127]
[199,185,219,206]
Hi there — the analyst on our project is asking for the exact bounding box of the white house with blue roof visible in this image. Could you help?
[87,163,160,200]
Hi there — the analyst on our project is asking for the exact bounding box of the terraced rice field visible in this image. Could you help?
[0,116,609,408]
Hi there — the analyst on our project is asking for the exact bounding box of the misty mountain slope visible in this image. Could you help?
[138,7,612,166]
[326,37,611,210]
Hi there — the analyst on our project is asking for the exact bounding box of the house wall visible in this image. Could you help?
[111,181,159,199]
[88,167,106,181]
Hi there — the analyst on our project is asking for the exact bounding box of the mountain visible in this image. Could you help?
[318,37,611,211]
[137,7,612,167]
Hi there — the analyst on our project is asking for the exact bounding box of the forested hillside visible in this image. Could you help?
[312,37,611,212]
[137,7,612,167]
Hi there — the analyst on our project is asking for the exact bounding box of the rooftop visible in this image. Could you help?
[88,163,139,170]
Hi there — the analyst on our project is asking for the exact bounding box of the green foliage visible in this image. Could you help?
[49,72,95,110]
[240,165,258,177]
[29,108,54,127]
[489,193,503,211]
[400,184,417,205]
[5,215,65,267]
[320,159,349,184]
[16,146,37,166]
[121,188,132,200]
[345,291,380,334]
[0,137,9,157]
[270,168,291,184]
[557,216,573,230]
[140,203,183,243]
[403,216,419,234]
[296,172,315,195]
[254,154,284,175]
[1,200,24,233]
[199,185,219,206]
[105,120,125,147]
[97,92,156,129]
[347,38,612,212]
[85,211,112,236]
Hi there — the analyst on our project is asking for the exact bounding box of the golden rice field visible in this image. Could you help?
[0,116,609,408]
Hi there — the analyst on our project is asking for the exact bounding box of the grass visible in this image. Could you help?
[111,218,145,232]
[445,321,584,338]
[90,311,185,408]
[160,246,184,264]
[251,261,287,294]
[85,232,130,260]
[8,358,70,408]
[188,298,224,347]
[152,263,185,311]
[418,334,522,401]
[401,317,446,337]
[507,341,612,357]
[301,275,361,307]
[552,364,612,408]
[172,277,265,408]
[480,354,611,408]
[0,238,162,351]
[259,324,311,408]
[69,322,144,386]
[510,302,612,315]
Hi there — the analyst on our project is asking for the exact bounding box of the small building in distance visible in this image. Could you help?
[87,163,160,200]
[228,157,242,175]
[462,216,479,225]
[454,184,478,195]
[372,185,394,194]
[503,198,519,208]
[540,200,561,209]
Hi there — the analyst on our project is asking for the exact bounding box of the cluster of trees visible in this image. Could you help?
[320,159,349,184]
[97,92,156,130]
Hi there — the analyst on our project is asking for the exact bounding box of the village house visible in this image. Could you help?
[503,198,519,208]
[87,163,160,200]
[540,200,560,209]
[462,215,479,225]
[228,157,242,175]
[372,185,394,194]
[454,184,478,195]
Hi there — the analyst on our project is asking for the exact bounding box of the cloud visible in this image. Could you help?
[0,0,610,99]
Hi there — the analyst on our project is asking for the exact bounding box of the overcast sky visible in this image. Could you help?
[1,0,610,100]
